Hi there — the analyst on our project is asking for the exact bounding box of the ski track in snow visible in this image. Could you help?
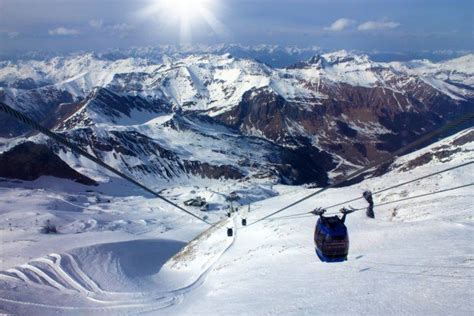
[0,219,237,314]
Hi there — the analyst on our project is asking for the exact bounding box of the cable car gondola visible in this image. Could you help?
[312,207,354,262]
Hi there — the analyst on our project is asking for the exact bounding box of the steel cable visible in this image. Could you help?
[249,112,474,225]
[0,102,211,225]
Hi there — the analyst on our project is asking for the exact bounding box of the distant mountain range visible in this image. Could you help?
[0,50,472,187]
[1,44,471,66]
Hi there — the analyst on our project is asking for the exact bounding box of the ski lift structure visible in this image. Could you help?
[226,191,241,216]
[226,191,240,203]
[312,207,355,262]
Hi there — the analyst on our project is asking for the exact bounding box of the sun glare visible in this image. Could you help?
[145,0,225,43]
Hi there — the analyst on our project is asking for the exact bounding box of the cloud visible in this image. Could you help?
[85,21,134,37]
[48,27,80,36]
[89,19,103,29]
[325,18,354,32]
[109,23,135,38]
[111,23,134,32]
[358,20,400,31]
[0,30,19,39]
[8,31,19,39]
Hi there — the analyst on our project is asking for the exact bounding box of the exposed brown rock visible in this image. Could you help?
[0,142,97,185]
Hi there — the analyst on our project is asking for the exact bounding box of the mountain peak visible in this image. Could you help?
[307,54,324,65]
[322,50,371,65]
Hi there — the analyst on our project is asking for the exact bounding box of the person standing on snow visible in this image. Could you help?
[363,190,375,218]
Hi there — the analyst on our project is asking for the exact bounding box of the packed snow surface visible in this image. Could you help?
[0,130,473,315]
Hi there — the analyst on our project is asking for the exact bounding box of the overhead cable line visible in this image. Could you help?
[270,182,474,221]
[322,160,474,210]
[348,182,474,212]
[250,112,474,225]
[0,102,211,225]
[274,161,473,218]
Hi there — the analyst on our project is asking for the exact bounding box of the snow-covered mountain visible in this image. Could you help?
[0,87,334,188]
[2,44,470,66]
[2,51,473,105]
[0,127,472,315]
[0,51,472,185]
[0,44,324,68]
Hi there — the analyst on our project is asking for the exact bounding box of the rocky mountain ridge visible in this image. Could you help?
[0,51,472,185]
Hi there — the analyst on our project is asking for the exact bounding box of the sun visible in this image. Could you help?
[144,0,225,43]
[156,0,209,22]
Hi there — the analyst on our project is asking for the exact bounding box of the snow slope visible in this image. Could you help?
[390,54,474,87]
[168,129,473,315]
[0,54,159,97]
[0,128,472,315]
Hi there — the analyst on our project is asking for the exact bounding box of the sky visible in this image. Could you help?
[0,0,473,55]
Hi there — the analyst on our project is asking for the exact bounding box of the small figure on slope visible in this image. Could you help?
[363,190,375,218]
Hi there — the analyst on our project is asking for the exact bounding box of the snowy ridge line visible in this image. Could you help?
[165,218,236,295]
[31,253,102,294]
[20,263,68,291]
[249,112,474,225]
[2,269,31,283]
[0,253,103,296]
[0,101,210,225]
[167,216,235,265]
